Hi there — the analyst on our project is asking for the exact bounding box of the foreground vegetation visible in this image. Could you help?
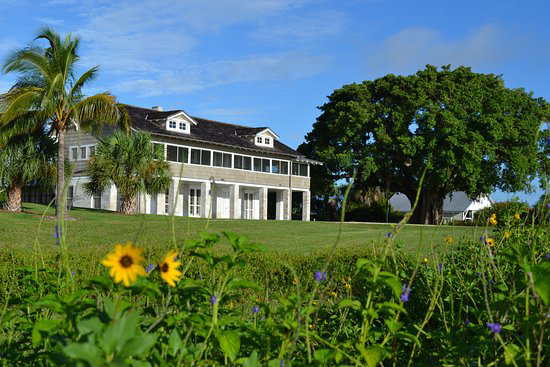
[1,201,549,366]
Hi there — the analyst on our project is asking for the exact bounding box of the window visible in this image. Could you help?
[71,147,78,160]
[256,136,263,144]
[213,152,223,167]
[272,160,280,174]
[191,149,201,164]
[165,189,170,214]
[265,137,270,145]
[89,145,96,156]
[179,147,188,163]
[234,155,243,169]
[80,147,87,160]
[93,192,101,209]
[253,158,262,172]
[67,186,74,208]
[179,122,186,131]
[167,145,178,162]
[169,120,176,129]
[280,161,289,175]
[262,159,270,173]
[243,192,254,219]
[201,150,211,166]
[292,163,308,177]
[223,153,231,168]
[243,156,252,170]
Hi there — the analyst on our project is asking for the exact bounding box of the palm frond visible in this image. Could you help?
[69,65,99,99]
[0,87,44,124]
[73,94,131,134]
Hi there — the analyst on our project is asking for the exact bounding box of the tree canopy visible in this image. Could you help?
[299,65,550,224]
[0,27,129,220]
[84,131,172,214]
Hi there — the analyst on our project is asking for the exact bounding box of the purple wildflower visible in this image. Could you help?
[487,323,501,333]
[546,136,550,146]
[146,264,154,274]
[479,236,485,243]
[314,271,327,283]
[211,295,217,305]
[252,306,259,314]
[279,360,285,367]
[386,232,392,238]
[401,284,411,302]
[54,225,59,239]
[438,263,443,272]
[71,271,75,277]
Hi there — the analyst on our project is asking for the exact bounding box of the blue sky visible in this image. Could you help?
[0,0,548,204]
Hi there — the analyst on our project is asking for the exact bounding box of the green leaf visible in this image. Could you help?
[338,299,361,310]
[314,348,336,363]
[120,333,158,357]
[242,350,260,367]
[64,342,103,365]
[385,319,402,333]
[360,345,388,367]
[531,263,550,305]
[168,329,183,356]
[217,330,240,362]
[77,317,103,336]
[504,344,521,365]
[226,278,260,291]
[32,319,61,347]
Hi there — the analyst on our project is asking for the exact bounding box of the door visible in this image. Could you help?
[218,187,230,218]
[150,194,157,214]
[267,191,277,220]
[243,192,254,219]
[189,188,201,217]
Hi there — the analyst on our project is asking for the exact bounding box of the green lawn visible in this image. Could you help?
[0,203,485,255]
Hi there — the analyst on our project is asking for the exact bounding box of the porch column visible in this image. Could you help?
[283,189,291,220]
[173,180,184,216]
[231,184,240,219]
[302,190,311,221]
[104,184,117,211]
[201,181,212,218]
[259,186,268,220]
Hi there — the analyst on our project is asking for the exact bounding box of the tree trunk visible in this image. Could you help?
[3,186,22,212]
[406,190,444,225]
[55,128,67,221]
[120,195,137,214]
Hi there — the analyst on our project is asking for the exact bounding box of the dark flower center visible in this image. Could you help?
[161,263,169,273]
[120,255,133,268]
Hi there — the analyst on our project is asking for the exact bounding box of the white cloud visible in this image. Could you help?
[33,17,64,26]
[69,0,331,96]
[369,25,513,74]
[253,10,345,44]
[113,52,331,96]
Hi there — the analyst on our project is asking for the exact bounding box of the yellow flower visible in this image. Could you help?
[293,277,299,285]
[487,237,495,247]
[331,291,337,298]
[344,282,351,290]
[422,257,429,264]
[504,231,510,239]
[159,250,182,287]
[228,301,235,310]
[489,214,497,225]
[444,236,454,245]
[514,213,520,220]
[102,243,146,287]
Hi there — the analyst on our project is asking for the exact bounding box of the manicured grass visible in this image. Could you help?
[0,202,485,255]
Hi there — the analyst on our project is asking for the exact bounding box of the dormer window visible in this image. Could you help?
[257,137,263,144]
[167,118,190,134]
[254,133,274,147]
[264,137,270,145]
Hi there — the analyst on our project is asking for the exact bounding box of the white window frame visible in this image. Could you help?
[254,133,274,147]
[167,118,190,134]
[243,192,255,219]
[68,144,96,161]
[189,187,201,217]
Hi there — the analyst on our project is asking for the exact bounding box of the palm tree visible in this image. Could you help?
[84,131,172,214]
[0,131,56,211]
[0,27,129,220]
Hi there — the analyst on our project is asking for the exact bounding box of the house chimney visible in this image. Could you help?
[152,106,163,111]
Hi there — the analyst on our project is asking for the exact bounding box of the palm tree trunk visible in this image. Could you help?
[120,195,137,214]
[3,185,22,212]
[56,128,66,220]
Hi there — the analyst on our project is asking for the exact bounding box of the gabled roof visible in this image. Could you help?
[123,104,310,160]
[389,191,493,213]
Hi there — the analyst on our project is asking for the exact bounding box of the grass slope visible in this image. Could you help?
[0,203,484,255]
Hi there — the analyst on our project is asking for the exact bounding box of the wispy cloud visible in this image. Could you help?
[253,10,345,44]
[33,17,64,26]
[70,0,331,96]
[368,25,514,74]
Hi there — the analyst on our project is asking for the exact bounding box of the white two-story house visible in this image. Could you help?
[64,104,319,220]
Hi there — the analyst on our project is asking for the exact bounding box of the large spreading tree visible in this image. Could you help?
[0,27,129,221]
[299,65,549,224]
[84,131,172,214]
